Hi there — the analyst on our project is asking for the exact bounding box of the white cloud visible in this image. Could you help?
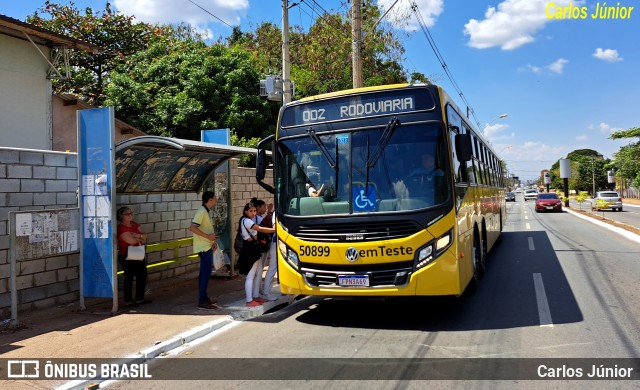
[597,122,622,135]
[575,135,588,141]
[464,0,580,50]
[518,64,541,73]
[113,0,248,27]
[483,123,510,140]
[506,142,567,180]
[376,0,444,31]
[548,58,568,74]
[593,48,623,62]
[598,122,611,134]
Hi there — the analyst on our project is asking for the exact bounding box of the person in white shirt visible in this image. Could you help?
[237,202,275,307]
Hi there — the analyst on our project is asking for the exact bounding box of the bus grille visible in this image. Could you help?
[295,220,422,242]
[300,261,414,287]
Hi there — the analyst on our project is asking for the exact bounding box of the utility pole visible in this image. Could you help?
[351,0,363,88]
[282,0,292,104]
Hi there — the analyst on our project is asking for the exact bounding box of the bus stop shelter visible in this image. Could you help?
[114,135,257,194]
[114,135,260,276]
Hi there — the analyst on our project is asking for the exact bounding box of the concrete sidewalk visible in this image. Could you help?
[0,272,294,389]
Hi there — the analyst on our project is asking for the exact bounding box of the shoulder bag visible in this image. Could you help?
[126,245,146,261]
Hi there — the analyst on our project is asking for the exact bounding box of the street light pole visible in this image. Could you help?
[483,114,508,138]
[499,145,512,154]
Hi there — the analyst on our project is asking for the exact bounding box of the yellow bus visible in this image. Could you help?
[256,83,506,296]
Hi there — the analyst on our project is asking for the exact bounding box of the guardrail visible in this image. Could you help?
[117,237,197,275]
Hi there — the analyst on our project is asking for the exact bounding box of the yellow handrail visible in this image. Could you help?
[117,237,195,275]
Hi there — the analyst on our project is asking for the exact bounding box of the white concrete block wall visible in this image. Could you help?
[0,148,79,316]
[229,159,275,260]
[1,149,272,316]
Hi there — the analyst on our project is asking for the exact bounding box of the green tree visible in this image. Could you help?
[609,127,640,190]
[549,149,610,195]
[230,0,424,99]
[105,40,279,143]
[27,1,177,106]
[565,149,609,195]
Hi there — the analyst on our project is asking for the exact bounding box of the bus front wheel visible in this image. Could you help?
[473,233,486,279]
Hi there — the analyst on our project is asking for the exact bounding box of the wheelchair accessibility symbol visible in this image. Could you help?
[353,185,377,211]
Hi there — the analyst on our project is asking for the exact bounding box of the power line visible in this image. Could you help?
[186,0,233,28]
[409,1,482,130]
[369,0,403,34]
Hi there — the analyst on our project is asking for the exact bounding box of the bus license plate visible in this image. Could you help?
[338,275,369,287]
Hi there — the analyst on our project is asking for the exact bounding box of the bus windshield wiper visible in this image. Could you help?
[366,117,400,168]
[306,127,336,168]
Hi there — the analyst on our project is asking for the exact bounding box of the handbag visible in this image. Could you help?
[234,226,245,254]
[256,233,271,253]
[126,245,146,261]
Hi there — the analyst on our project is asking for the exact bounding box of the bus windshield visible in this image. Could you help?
[276,122,450,216]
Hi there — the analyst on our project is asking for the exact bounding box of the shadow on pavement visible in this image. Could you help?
[293,231,583,331]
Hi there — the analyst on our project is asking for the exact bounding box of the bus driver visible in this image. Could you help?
[409,153,444,185]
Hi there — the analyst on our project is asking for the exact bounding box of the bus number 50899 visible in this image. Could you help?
[299,245,330,257]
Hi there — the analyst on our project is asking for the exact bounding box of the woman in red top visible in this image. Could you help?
[117,207,151,307]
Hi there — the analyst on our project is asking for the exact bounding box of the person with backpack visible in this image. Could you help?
[249,198,272,298]
[237,202,275,307]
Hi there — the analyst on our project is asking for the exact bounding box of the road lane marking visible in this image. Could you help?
[528,237,535,250]
[526,223,531,230]
[535,342,593,350]
[533,273,553,327]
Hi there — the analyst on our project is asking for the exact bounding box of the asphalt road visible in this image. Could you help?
[567,198,640,230]
[106,198,640,390]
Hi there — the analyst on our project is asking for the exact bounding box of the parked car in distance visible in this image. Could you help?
[535,193,563,213]
[591,191,623,211]
[505,192,516,202]
[524,189,538,201]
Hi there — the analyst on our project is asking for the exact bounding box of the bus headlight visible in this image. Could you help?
[415,245,434,270]
[414,229,453,271]
[278,238,299,269]
[435,230,452,255]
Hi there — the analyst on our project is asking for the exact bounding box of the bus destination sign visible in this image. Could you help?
[281,89,435,127]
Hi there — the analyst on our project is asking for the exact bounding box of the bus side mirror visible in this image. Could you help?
[256,149,267,180]
[454,130,472,162]
[256,134,275,194]
[256,134,275,181]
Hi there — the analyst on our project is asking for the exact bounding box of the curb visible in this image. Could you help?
[56,316,234,390]
[55,293,296,390]
[564,207,640,245]
[138,316,234,359]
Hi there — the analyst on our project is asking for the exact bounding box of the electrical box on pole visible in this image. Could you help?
[260,75,295,102]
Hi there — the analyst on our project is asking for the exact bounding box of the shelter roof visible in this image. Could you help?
[115,136,259,194]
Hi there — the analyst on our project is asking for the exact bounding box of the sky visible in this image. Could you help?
[2,0,638,181]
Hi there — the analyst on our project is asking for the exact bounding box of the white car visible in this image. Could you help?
[524,189,538,201]
[592,191,623,211]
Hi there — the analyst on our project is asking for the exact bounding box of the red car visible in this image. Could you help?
[535,193,562,213]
